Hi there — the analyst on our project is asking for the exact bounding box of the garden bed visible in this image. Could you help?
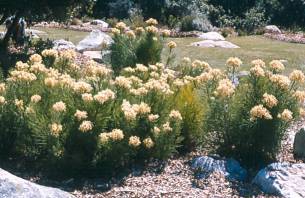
[264,33,305,45]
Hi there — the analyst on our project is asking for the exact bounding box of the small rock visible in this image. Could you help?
[198,32,225,41]
[191,156,247,181]
[264,25,282,34]
[25,29,47,35]
[214,41,240,48]
[91,20,109,29]
[253,163,305,198]
[190,40,240,49]
[293,128,305,159]
[76,30,113,52]
[53,39,76,50]
[0,168,74,198]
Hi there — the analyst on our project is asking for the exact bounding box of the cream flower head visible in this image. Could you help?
[129,136,141,147]
[278,109,293,122]
[250,105,273,121]
[226,57,242,69]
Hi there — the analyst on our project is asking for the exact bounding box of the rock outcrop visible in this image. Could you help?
[191,156,247,181]
[0,168,74,198]
[253,163,305,198]
[76,30,113,52]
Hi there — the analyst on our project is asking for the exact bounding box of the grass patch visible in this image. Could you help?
[166,36,305,72]
[2,25,305,71]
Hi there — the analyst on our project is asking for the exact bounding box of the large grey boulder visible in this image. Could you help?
[0,168,74,198]
[53,39,76,50]
[253,163,305,198]
[0,32,4,39]
[264,25,281,34]
[76,30,113,52]
[198,32,225,41]
[293,128,305,159]
[91,20,109,29]
[191,156,247,181]
[191,40,240,49]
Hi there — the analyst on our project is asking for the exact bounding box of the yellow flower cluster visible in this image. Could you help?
[31,95,42,103]
[169,110,182,120]
[250,65,265,77]
[269,74,290,90]
[99,129,125,144]
[129,136,141,147]
[126,30,136,39]
[79,120,93,132]
[269,60,285,72]
[251,59,265,68]
[60,49,77,60]
[94,89,116,104]
[49,123,63,137]
[115,22,127,30]
[74,110,88,121]
[289,70,305,83]
[143,137,154,149]
[146,26,158,34]
[16,61,30,71]
[278,109,293,121]
[14,99,24,110]
[42,49,58,58]
[226,57,242,69]
[148,114,159,122]
[294,90,305,103]
[192,60,210,70]
[0,83,6,94]
[29,54,42,64]
[8,70,37,82]
[82,93,94,103]
[300,108,305,117]
[111,28,120,35]
[52,101,66,112]
[114,76,132,89]
[135,64,149,72]
[130,87,148,96]
[73,81,93,94]
[121,100,151,120]
[0,96,5,105]
[262,93,278,108]
[160,29,171,37]
[215,79,235,98]
[250,105,273,121]
[162,122,172,132]
[135,27,145,35]
[167,41,177,49]
[145,18,158,26]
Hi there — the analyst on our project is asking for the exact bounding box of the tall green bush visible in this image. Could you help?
[201,58,303,168]
[109,19,167,75]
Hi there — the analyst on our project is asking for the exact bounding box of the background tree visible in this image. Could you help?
[0,0,94,74]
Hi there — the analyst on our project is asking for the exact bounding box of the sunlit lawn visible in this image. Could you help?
[167,36,305,72]
[2,25,305,72]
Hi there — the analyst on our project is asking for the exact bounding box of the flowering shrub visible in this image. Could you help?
[109,19,171,75]
[198,57,303,168]
[0,49,206,174]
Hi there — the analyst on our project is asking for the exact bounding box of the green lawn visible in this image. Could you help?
[2,25,305,71]
[168,36,305,72]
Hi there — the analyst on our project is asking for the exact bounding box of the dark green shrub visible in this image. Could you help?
[201,58,302,169]
[180,16,195,31]
[109,20,166,75]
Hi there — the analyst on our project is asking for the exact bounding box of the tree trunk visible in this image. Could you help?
[1,10,23,49]
[0,10,9,25]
